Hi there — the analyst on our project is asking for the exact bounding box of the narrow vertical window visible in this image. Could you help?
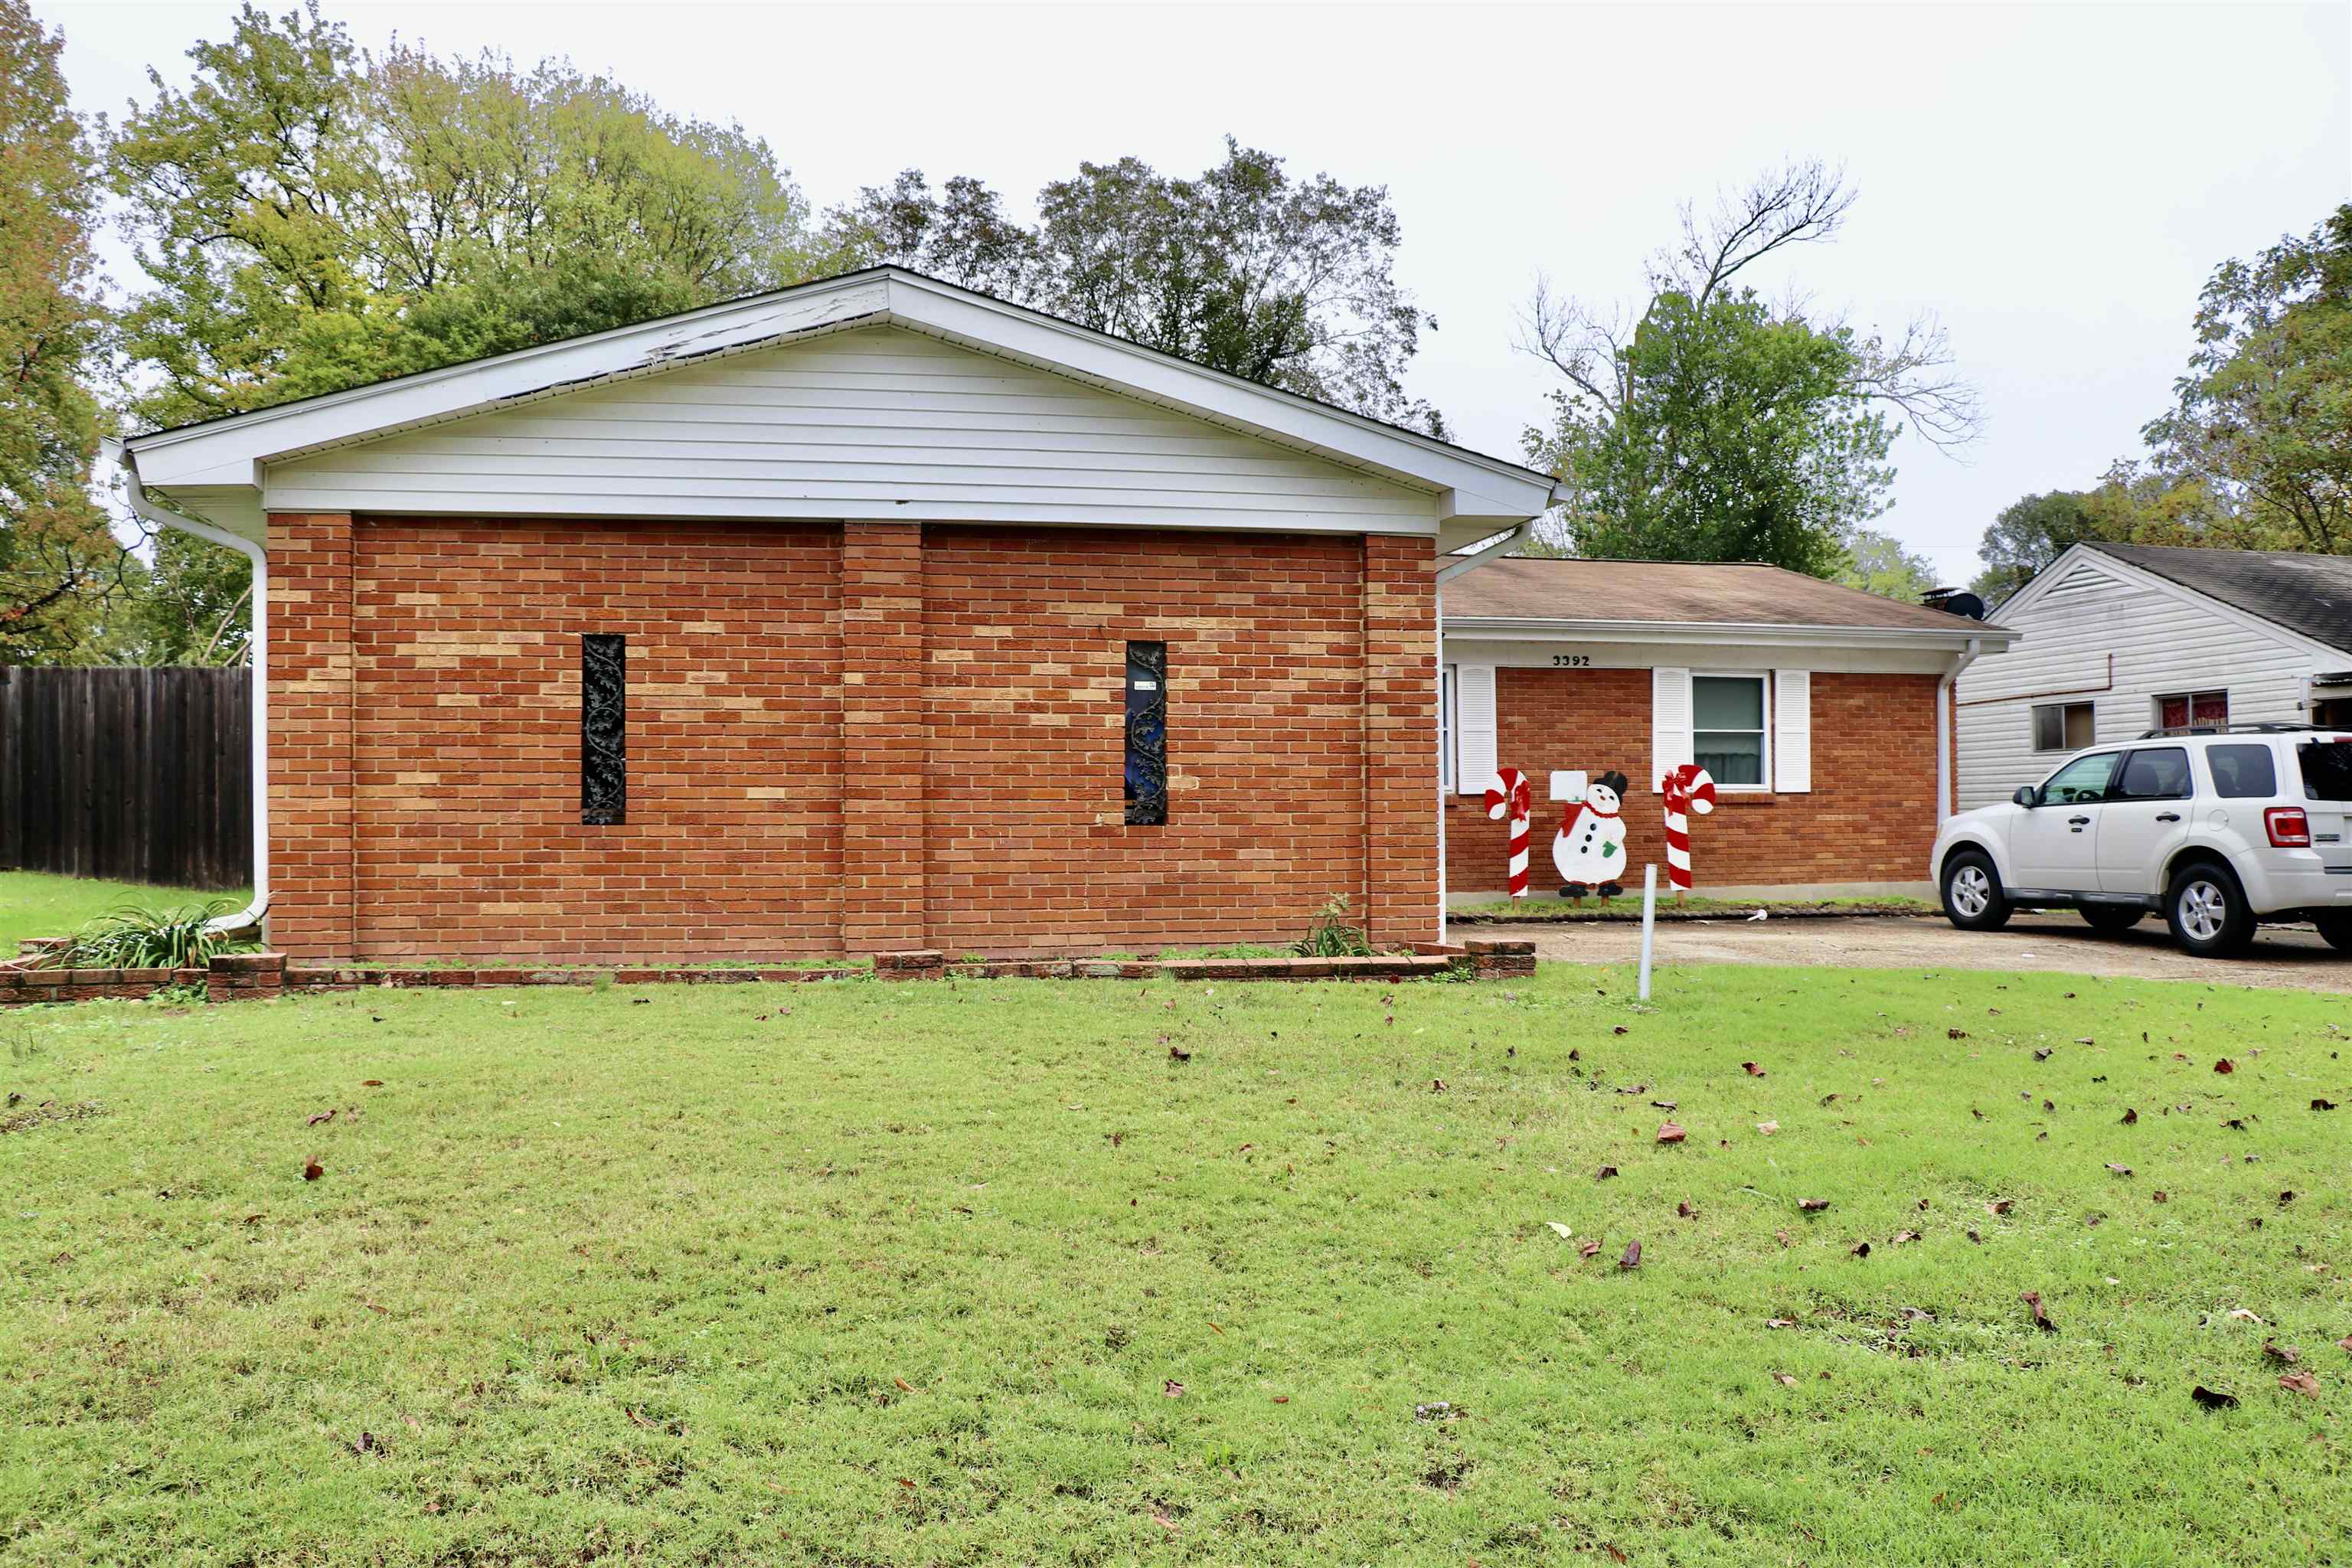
[581,634,626,825]
[1124,641,1168,826]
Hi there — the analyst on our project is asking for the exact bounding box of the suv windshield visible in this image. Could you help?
[2300,740,2352,802]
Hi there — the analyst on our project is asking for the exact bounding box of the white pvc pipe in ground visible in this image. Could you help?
[1638,862,1658,1001]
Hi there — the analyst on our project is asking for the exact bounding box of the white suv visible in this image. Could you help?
[1933,726,2352,956]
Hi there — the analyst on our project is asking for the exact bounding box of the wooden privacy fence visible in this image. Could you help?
[0,666,252,891]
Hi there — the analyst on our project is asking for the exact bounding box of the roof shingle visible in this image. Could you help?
[1440,557,1978,632]
[2087,544,2352,655]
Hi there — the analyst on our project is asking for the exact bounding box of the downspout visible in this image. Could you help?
[106,439,269,937]
[1936,634,1983,826]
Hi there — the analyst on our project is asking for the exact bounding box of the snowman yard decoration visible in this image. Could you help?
[1551,769,1632,901]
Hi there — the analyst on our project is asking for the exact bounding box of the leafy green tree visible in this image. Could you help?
[1968,490,2101,604]
[1519,161,1978,576]
[106,2,818,432]
[2143,206,2352,554]
[98,531,255,665]
[824,139,1446,435]
[1837,527,1939,603]
[0,0,116,665]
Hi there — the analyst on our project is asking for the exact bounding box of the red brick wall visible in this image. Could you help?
[348,518,843,962]
[266,517,1439,960]
[921,527,1390,954]
[1444,666,1941,895]
[266,513,358,959]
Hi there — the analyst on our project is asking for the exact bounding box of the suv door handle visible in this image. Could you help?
[2067,815,2090,826]
[2155,812,2180,823]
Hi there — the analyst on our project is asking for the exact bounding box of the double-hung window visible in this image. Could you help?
[1693,674,1768,788]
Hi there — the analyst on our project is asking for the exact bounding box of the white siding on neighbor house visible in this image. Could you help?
[1954,557,2336,808]
[263,325,1439,533]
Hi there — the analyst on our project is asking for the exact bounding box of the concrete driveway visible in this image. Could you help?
[1517,912,2352,991]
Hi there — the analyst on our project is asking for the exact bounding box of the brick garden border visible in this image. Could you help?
[2,939,1535,1006]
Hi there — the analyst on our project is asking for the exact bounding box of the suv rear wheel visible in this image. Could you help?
[2080,905,2146,935]
[2164,861,2256,956]
[1942,850,2011,932]
[2315,912,2352,954]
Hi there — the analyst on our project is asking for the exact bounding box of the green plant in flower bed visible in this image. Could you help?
[53,898,250,971]
[1292,892,1377,957]
[3,967,2347,1563]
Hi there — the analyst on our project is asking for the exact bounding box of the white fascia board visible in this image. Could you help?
[1442,616,2020,653]
[2001,544,2352,666]
[124,269,1555,527]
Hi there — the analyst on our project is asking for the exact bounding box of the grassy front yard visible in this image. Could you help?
[2,965,2346,1564]
[0,870,250,950]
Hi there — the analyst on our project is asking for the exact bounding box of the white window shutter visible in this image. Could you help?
[1455,665,1497,795]
[1775,669,1813,792]
[1651,667,1693,791]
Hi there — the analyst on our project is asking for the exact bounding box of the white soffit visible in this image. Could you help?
[123,269,1556,530]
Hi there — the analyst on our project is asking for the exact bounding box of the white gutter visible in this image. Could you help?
[106,439,269,937]
[1936,634,1984,825]
[1436,521,1530,585]
[1446,615,2017,651]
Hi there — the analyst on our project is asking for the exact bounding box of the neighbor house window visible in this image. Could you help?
[2157,690,2228,731]
[580,634,626,825]
[1693,675,1767,787]
[2033,701,2094,753]
[1124,641,1168,826]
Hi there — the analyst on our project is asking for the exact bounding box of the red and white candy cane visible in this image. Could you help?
[1660,763,1717,894]
[1483,767,1534,898]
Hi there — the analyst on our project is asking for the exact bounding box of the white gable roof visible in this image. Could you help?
[122,268,1558,547]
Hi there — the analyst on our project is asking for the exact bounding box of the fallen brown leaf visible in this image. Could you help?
[1798,1197,1830,1213]
[1579,1239,1603,1259]
[1619,1240,1642,1269]
[2020,1290,2055,1331]
[1168,1046,1191,1062]
[361,1080,383,1087]
[1772,1371,1798,1387]
[2213,1058,2235,1074]
[1766,1318,1796,1328]
[1743,1061,1766,1076]
[1162,1380,1184,1398]
[2262,1341,2298,1365]
[302,1159,323,1182]
[2121,1109,2138,1125]
[2279,1371,2320,1398]
[2314,1098,2337,1111]
[2105,1163,2134,1177]
[1595,1164,1619,1181]
[1677,1201,1697,1219]
[1851,1240,1872,1258]
[306,1109,336,1127]
[2153,1190,2169,1203]
[2190,1384,2238,1410]
[1756,1119,1780,1135]
[1655,1122,1686,1144]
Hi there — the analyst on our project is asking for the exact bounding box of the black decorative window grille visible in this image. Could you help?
[1124,641,1168,826]
[580,634,626,825]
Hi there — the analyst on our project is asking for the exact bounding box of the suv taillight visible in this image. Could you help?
[2265,806,2311,848]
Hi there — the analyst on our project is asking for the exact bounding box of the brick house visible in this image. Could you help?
[1436,557,2017,900]
[114,269,1558,961]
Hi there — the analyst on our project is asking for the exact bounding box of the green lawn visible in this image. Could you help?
[0,870,250,950]
[1451,893,1936,922]
[2,965,2345,1565]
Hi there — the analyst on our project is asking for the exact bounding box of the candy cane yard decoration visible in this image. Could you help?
[1659,763,1717,898]
[1483,767,1534,898]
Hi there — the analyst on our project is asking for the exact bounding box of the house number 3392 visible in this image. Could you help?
[1550,655,1591,668]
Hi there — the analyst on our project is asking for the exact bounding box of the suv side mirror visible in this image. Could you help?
[2013,785,2041,808]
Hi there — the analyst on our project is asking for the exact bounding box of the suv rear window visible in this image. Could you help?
[2300,740,2352,802]
[2208,743,2277,799]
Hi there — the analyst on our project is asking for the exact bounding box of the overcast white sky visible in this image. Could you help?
[43,0,2352,580]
